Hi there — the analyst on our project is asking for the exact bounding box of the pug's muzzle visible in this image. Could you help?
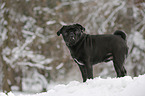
[67,34,76,46]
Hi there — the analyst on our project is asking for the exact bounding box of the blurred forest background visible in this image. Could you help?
[0,0,145,93]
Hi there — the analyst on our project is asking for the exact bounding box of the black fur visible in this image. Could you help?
[57,24,128,82]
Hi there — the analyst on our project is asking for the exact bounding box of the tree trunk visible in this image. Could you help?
[2,60,11,92]
[0,50,3,90]
[126,0,134,33]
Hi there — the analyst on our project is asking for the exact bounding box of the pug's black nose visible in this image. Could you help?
[70,32,74,37]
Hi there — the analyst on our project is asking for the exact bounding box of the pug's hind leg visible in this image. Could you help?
[113,53,126,77]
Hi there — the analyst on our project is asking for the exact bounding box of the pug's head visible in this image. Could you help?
[57,24,85,46]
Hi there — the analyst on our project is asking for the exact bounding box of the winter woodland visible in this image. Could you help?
[0,0,145,93]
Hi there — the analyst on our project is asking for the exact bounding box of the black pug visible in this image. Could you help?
[57,24,128,82]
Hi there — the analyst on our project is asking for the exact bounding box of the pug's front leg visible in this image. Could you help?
[78,65,87,82]
[86,63,93,79]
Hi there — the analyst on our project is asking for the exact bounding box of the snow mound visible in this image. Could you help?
[1,75,145,96]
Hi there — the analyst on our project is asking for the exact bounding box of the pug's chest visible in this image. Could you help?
[72,55,87,66]
[70,50,87,65]
[73,58,85,66]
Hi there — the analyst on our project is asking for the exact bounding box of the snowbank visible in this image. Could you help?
[1,74,145,96]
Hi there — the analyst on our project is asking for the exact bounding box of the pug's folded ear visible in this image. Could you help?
[75,23,85,32]
[57,26,64,36]
[57,30,61,36]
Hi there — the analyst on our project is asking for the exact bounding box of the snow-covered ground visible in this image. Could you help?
[1,74,145,96]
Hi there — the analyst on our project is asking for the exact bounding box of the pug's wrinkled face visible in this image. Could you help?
[57,24,85,46]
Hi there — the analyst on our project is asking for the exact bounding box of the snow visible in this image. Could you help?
[56,63,64,70]
[46,20,56,25]
[1,74,145,96]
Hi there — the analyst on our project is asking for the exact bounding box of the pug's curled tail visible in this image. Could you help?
[114,30,126,40]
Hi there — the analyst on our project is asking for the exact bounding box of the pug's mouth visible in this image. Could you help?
[66,37,76,46]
